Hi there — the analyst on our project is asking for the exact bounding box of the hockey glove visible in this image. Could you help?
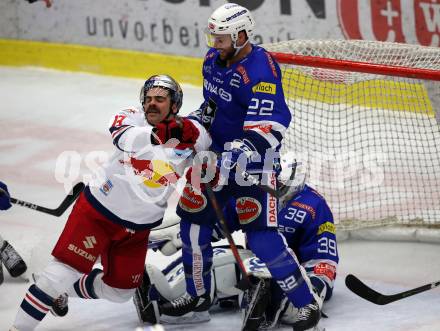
[151,118,200,150]
[0,181,12,210]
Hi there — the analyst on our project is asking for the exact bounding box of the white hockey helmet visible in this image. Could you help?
[140,74,183,112]
[278,157,307,205]
[206,3,255,47]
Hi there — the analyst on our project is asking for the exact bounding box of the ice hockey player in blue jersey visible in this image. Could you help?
[237,161,338,330]
[133,160,337,330]
[160,3,321,331]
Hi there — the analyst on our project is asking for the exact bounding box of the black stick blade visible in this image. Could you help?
[345,274,390,305]
[346,274,440,305]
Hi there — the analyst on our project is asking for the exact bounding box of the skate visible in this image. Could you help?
[160,292,211,317]
[291,298,321,331]
[1,241,27,278]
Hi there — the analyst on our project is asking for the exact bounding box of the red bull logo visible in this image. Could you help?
[126,157,179,188]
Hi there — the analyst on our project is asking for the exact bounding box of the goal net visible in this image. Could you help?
[266,40,440,242]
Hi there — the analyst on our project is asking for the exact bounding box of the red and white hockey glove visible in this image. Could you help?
[151,118,200,150]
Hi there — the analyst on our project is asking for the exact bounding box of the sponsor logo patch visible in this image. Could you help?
[314,262,337,280]
[244,124,273,134]
[236,197,262,224]
[125,158,179,188]
[236,65,250,84]
[226,9,247,21]
[178,184,207,212]
[291,201,316,220]
[267,172,277,225]
[68,244,97,262]
[265,53,278,78]
[317,222,336,235]
[83,236,97,249]
[193,253,204,292]
[252,82,276,95]
[99,179,113,196]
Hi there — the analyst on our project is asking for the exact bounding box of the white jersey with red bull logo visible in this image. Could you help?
[87,106,212,230]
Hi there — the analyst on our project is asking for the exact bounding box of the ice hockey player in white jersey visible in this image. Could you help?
[133,161,338,331]
[9,75,211,331]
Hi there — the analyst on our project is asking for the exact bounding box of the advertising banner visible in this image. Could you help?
[0,0,439,58]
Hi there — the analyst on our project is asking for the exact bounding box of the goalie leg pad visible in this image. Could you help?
[145,264,175,301]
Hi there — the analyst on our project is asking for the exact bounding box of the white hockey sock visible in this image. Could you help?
[13,284,53,331]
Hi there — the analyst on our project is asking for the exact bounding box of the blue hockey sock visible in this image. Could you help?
[180,218,213,297]
[247,229,313,308]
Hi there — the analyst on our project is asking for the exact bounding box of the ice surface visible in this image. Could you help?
[0,67,439,331]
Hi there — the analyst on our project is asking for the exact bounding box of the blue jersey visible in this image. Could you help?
[220,184,339,266]
[196,45,291,155]
[278,184,339,266]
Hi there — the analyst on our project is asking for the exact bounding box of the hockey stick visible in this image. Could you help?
[345,274,440,305]
[0,182,85,217]
[205,182,251,288]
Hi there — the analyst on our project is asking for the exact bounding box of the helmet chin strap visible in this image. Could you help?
[233,38,250,56]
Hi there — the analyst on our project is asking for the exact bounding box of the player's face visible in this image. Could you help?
[207,33,235,60]
[144,87,173,125]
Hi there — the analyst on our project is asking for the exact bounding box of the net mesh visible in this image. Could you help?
[265,40,440,232]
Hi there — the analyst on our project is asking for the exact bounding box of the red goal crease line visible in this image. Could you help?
[270,52,440,81]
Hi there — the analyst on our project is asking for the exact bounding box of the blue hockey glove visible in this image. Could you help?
[0,181,12,210]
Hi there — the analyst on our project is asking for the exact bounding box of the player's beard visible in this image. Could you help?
[218,46,236,61]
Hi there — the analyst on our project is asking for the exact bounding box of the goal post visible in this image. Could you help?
[266,40,440,242]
